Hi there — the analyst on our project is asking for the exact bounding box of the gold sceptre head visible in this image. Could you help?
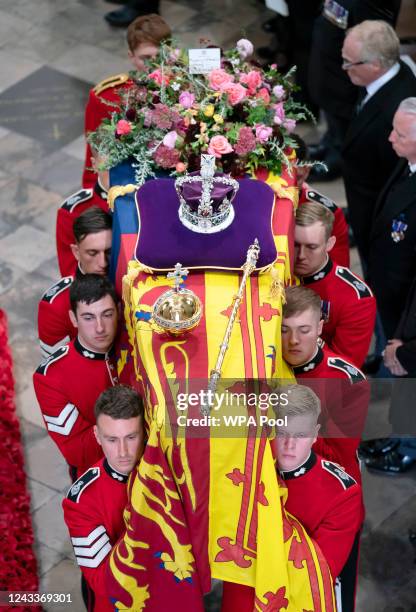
[152,263,203,335]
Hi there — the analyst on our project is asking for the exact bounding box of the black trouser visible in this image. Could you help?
[81,575,95,612]
[337,530,361,612]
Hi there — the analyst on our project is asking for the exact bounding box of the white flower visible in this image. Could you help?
[236,38,254,60]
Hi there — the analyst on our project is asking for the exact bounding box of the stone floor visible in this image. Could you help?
[1,0,416,610]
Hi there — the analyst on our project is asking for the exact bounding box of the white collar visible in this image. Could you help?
[409,162,416,174]
[365,62,400,101]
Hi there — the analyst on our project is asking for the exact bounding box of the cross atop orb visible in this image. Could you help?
[167,262,189,291]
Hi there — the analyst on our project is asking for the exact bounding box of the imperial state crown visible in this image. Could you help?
[175,154,239,234]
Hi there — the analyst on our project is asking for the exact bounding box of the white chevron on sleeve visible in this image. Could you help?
[73,533,110,558]
[44,403,79,435]
[76,542,112,568]
[71,525,106,546]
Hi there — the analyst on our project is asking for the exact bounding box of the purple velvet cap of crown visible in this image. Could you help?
[135,177,277,270]
[179,172,236,212]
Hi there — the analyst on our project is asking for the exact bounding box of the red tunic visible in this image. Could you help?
[302,257,376,368]
[294,344,369,485]
[300,183,350,267]
[83,74,133,188]
[221,453,361,612]
[33,338,117,476]
[279,451,362,578]
[62,458,128,612]
[56,184,109,278]
[37,267,84,359]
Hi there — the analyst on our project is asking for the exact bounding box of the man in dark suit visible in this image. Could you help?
[308,0,402,181]
[342,20,416,269]
[363,274,416,474]
[368,99,416,344]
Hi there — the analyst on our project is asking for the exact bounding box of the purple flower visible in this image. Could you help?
[162,130,178,149]
[179,91,195,109]
[283,118,297,133]
[272,85,285,100]
[255,124,273,143]
[273,102,286,125]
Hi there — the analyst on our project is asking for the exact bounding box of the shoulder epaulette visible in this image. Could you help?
[60,189,93,212]
[41,276,73,304]
[306,189,337,213]
[327,356,366,383]
[67,467,100,503]
[36,345,69,376]
[93,73,130,96]
[321,460,357,490]
[335,266,373,299]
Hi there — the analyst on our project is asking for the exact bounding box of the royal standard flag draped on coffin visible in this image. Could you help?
[107,168,336,611]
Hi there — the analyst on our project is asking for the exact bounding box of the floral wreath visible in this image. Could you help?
[89,38,311,185]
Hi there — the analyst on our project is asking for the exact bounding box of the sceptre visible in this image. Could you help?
[200,239,260,416]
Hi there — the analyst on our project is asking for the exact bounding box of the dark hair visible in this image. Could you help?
[291,133,310,163]
[95,385,144,420]
[283,285,322,319]
[73,207,112,244]
[70,274,118,313]
[127,14,171,52]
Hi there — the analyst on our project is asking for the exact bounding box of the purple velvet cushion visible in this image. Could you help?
[134,178,277,270]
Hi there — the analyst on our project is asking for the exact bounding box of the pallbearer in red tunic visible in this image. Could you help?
[38,208,112,359]
[294,202,375,368]
[34,276,119,478]
[83,15,171,187]
[222,385,363,612]
[281,286,369,484]
[63,386,145,612]
[56,165,109,278]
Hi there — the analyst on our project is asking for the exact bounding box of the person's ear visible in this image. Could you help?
[70,242,80,262]
[69,309,78,329]
[313,423,321,444]
[326,235,336,253]
[93,424,101,446]
[318,317,324,336]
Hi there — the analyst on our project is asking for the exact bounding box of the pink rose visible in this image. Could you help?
[240,70,262,94]
[236,38,254,59]
[208,68,234,91]
[273,102,286,125]
[256,87,270,104]
[207,135,233,158]
[179,91,195,109]
[115,119,132,135]
[283,118,297,133]
[162,130,178,149]
[221,82,247,106]
[255,124,273,143]
[273,84,285,100]
[148,69,169,86]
